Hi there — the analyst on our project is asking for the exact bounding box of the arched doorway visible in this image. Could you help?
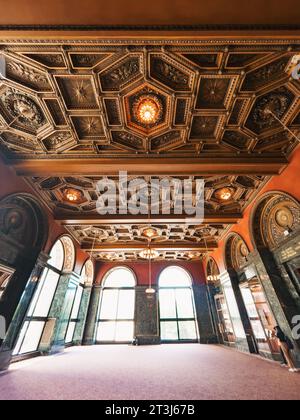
[252,192,300,298]
[0,193,48,368]
[158,266,198,342]
[95,267,136,343]
[13,236,75,355]
[65,259,94,344]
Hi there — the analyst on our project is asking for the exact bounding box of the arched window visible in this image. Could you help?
[13,236,75,355]
[159,266,198,342]
[65,259,94,344]
[96,267,136,343]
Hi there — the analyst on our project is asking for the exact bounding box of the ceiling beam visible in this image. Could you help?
[55,213,242,225]
[12,156,288,177]
[82,243,217,252]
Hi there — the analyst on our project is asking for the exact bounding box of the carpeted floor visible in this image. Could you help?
[0,344,300,400]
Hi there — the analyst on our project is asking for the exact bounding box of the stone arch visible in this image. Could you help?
[225,233,250,271]
[0,193,48,266]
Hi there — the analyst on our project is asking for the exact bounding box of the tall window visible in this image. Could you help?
[159,266,198,342]
[13,237,75,355]
[96,267,136,343]
[65,259,94,344]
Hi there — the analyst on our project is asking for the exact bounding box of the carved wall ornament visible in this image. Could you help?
[253,193,300,249]
[60,236,76,272]
[225,234,250,271]
[0,194,47,255]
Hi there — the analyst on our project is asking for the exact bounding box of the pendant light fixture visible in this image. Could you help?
[145,177,156,295]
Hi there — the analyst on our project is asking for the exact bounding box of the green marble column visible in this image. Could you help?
[250,248,300,364]
[82,286,101,345]
[135,286,160,345]
[206,283,223,344]
[73,286,92,345]
[193,284,218,344]
[40,271,80,354]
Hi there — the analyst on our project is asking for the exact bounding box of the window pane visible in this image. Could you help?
[48,240,64,271]
[117,290,135,319]
[241,288,259,319]
[159,289,176,319]
[13,321,29,355]
[115,321,134,342]
[159,267,191,288]
[27,268,48,317]
[104,268,135,288]
[178,321,197,340]
[160,321,178,340]
[223,282,246,340]
[175,288,194,318]
[19,321,45,354]
[97,321,116,341]
[65,322,76,344]
[32,270,60,317]
[99,290,118,320]
[70,287,83,319]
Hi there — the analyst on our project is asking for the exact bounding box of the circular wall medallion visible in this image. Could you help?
[274,206,294,228]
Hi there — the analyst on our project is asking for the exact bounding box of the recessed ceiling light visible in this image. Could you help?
[63,188,83,204]
[134,95,162,125]
[215,187,235,202]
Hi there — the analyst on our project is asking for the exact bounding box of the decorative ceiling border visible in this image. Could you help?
[1,24,300,31]
[1,39,300,45]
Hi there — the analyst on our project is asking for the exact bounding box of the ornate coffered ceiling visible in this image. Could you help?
[0,36,299,261]
[0,41,299,165]
[26,174,268,217]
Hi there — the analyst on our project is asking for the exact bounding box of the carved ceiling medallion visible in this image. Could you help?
[1,89,45,128]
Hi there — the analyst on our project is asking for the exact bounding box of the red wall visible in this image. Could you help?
[208,145,300,273]
[95,260,206,286]
[0,158,89,275]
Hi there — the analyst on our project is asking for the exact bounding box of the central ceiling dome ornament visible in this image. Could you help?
[133,94,163,126]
